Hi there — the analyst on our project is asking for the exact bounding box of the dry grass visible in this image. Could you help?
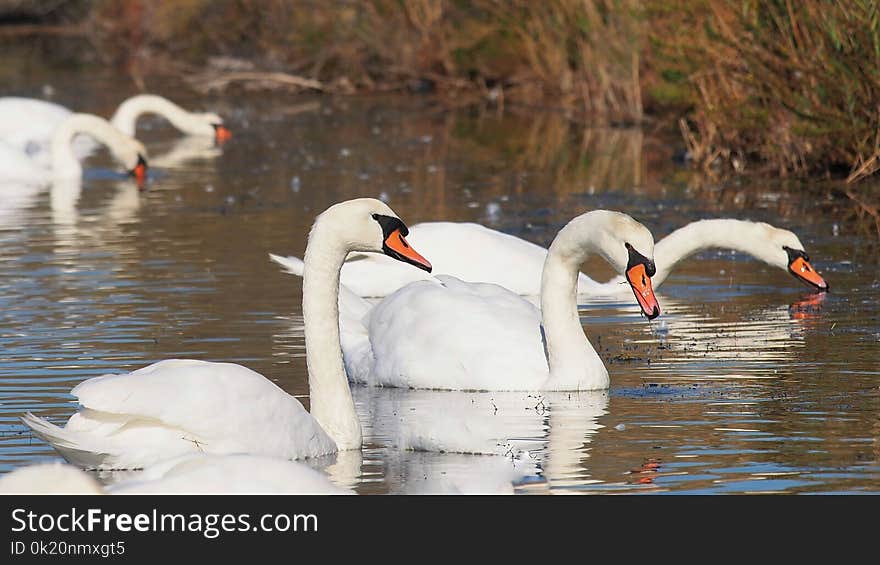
[87,0,644,123]
[651,1,880,183]
[62,0,880,188]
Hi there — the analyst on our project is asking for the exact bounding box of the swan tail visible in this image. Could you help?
[20,413,110,470]
[268,253,304,277]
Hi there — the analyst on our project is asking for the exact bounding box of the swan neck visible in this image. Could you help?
[111,95,204,136]
[49,114,124,179]
[302,222,361,451]
[653,219,768,286]
[540,219,606,388]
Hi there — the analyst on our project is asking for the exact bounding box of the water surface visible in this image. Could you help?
[0,57,877,494]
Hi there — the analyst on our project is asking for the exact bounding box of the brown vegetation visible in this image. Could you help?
[8,0,880,193]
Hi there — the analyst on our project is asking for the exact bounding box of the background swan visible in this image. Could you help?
[271,218,827,297]
[272,209,660,391]
[0,94,230,166]
[0,113,147,185]
[0,455,352,494]
[20,198,433,470]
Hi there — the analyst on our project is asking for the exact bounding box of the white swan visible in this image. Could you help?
[0,94,230,165]
[272,218,827,297]
[0,455,352,494]
[0,113,148,185]
[271,209,660,391]
[20,198,433,470]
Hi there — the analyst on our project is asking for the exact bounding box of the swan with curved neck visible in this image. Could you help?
[0,113,148,185]
[109,94,231,142]
[273,217,827,297]
[627,218,827,291]
[0,94,230,164]
[272,209,660,391]
[20,198,432,470]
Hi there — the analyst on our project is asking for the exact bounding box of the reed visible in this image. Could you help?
[652,0,880,182]
[77,0,880,183]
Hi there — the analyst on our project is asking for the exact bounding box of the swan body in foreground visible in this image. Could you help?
[272,209,661,391]
[0,113,147,185]
[274,219,827,297]
[0,94,230,165]
[21,198,433,469]
[0,455,352,494]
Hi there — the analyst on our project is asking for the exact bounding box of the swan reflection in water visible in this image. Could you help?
[633,291,827,379]
[306,387,609,494]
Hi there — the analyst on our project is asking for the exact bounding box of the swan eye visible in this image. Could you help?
[372,213,410,238]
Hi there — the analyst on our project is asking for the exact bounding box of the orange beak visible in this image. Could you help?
[626,263,661,320]
[214,125,232,144]
[383,228,432,272]
[130,156,148,189]
[788,256,828,292]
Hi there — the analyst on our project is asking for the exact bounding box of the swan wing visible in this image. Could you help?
[364,276,550,390]
[22,359,335,469]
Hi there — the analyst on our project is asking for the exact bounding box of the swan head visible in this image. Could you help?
[758,224,828,291]
[110,137,149,189]
[591,211,660,319]
[189,112,232,144]
[315,198,432,272]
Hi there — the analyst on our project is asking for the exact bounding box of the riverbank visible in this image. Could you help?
[1,1,879,238]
